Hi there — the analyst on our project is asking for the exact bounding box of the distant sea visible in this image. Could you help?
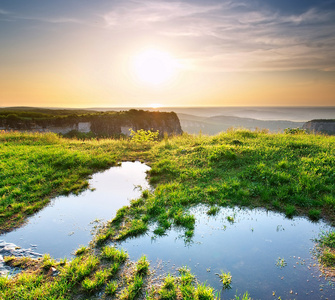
[90,106,335,122]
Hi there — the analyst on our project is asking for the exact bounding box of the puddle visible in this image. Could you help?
[118,205,335,299]
[0,162,150,259]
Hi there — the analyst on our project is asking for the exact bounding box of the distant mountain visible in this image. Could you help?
[178,113,304,135]
[87,106,335,122]
[2,106,330,135]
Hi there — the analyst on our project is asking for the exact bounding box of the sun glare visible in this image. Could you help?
[150,103,163,109]
[133,49,178,86]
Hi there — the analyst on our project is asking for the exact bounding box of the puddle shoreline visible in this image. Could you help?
[1,162,334,298]
[0,161,150,259]
[117,205,335,299]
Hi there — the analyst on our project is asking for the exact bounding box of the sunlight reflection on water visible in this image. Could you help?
[118,205,335,299]
[1,161,150,258]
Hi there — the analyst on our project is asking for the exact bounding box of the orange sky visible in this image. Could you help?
[1,0,334,108]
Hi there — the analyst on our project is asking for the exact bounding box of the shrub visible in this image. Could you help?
[130,129,159,142]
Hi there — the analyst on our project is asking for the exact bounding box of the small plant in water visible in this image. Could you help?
[195,282,217,299]
[276,257,287,269]
[215,271,232,289]
[207,206,220,216]
[75,245,87,256]
[135,255,150,276]
[227,215,235,223]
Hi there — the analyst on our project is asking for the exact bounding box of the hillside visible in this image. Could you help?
[0,109,182,137]
[178,113,304,134]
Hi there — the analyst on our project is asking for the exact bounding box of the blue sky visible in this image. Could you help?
[1,0,334,107]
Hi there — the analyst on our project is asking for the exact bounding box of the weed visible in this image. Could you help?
[320,249,335,266]
[105,280,118,296]
[75,245,87,256]
[185,229,194,238]
[42,254,56,271]
[159,274,177,300]
[117,219,148,240]
[234,291,252,300]
[215,271,232,289]
[135,255,150,276]
[207,206,220,216]
[95,228,115,245]
[81,269,108,293]
[130,128,159,142]
[308,209,321,221]
[120,274,144,300]
[285,205,296,218]
[276,257,287,269]
[153,226,167,236]
[101,245,128,263]
[195,282,217,300]
[174,211,195,231]
[227,215,235,223]
[317,231,335,269]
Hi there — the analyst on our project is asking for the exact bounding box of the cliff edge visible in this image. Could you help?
[0,109,183,137]
[302,119,335,135]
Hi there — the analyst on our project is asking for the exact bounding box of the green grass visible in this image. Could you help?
[215,271,232,289]
[105,280,118,296]
[74,245,87,256]
[135,255,150,276]
[195,282,218,300]
[317,231,335,270]
[100,245,128,263]
[0,131,151,233]
[207,206,220,216]
[1,129,335,298]
[158,274,177,300]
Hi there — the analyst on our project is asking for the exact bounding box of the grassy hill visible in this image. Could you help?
[0,130,334,299]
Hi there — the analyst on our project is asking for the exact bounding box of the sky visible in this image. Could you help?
[0,0,335,108]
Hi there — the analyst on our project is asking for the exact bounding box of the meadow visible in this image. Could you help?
[0,129,334,299]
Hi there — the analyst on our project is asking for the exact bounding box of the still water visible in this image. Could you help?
[1,162,150,258]
[1,161,334,298]
[119,205,335,299]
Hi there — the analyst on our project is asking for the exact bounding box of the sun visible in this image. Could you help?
[132,48,178,86]
[150,103,163,109]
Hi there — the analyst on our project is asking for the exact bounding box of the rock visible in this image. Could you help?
[302,119,335,135]
[0,110,183,137]
[0,240,42,277]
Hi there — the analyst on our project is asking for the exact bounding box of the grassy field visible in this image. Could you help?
[0,129,334,299]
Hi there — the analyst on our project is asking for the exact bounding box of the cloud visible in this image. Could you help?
[102,0,335,72]
[21,16,83,24]
[0,6,83,25]
[0,8,10,15]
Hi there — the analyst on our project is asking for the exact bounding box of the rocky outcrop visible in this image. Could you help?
[0,240,42,277]
[302,119,335,135]
[0,110,183,137]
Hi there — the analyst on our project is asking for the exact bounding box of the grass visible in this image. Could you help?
[100,245,128,263]
[119,256,149,300]
[207,206,220,216]
[135,255,150,276]
[276,257,287,269]
[74,245,88,256]
[0,131,151,233]
[105,280,118,296]
[215,271,232,289]
[317,231,335,274]
[1,129,335,298]
[158,274,177,299]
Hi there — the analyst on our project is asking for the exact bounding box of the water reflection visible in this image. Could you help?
[1,162,150,259]
[119,205,335,299]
